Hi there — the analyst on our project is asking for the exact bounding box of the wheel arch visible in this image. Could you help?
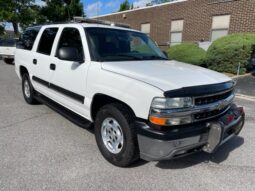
[20,65,29,77]
[90,93,136,121]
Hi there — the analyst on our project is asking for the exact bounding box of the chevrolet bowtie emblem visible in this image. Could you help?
[217,100,227,110]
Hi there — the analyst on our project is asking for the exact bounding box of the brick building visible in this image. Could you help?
[95,0,255,50]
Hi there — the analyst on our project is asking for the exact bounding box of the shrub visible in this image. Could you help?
[206,33,255,74]
[166,43,206,66]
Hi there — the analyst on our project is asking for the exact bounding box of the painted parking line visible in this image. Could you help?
[236,94,255,102]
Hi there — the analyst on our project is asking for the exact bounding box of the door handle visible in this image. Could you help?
[50,63,56,71]
[33,59,37,65]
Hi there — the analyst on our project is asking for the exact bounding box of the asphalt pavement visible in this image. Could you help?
[236,74,255,97]
[0,60,255,191]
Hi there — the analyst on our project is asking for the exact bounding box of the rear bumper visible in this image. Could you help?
[137,104,245,161]
[0,55,14,59]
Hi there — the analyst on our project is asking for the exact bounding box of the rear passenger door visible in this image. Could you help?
[49,27,89,117]
[31,27,59,96]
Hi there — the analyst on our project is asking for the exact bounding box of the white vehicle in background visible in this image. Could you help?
[0,39,16,64]
[15,19,245,167]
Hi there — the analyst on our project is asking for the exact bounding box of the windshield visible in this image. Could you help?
[85,27,168,62]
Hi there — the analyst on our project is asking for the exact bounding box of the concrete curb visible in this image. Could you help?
[231,73,252,79]
[236,94,255,102]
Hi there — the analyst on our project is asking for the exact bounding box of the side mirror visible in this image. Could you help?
[57,47,83,63]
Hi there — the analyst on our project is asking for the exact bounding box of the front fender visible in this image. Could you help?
[86,62,164,120]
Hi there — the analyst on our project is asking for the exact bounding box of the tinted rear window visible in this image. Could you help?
[0,39,16,47]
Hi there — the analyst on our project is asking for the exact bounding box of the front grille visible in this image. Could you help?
[195,90,233,106]
[193,106,228,120]
[192,89,234,121]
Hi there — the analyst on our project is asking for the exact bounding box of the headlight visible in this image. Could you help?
[149,97,193,126]
[151,97,193,109]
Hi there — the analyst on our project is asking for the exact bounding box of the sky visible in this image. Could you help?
[84,0,152,17]
[3,0,152,30]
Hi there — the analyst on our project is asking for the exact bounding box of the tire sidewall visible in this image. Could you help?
[22,74,35,104]
[95,104,137,166]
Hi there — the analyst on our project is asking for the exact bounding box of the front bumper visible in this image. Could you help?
[137,104,245,161]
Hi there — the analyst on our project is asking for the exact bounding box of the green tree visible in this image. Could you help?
[206,33,255,74]
[119,0,131,12]
[65,0,84,19]
[0,0,39,35]
[41,0,84,22]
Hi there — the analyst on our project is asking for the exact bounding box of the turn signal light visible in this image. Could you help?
[149,115,192,126]
[149,116,167,126]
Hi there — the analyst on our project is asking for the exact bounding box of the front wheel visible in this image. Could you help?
[94,103,139,167]
[22,73,38,104]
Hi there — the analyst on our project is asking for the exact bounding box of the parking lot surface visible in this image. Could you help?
[0,60,255,191]
[236,75,255,97]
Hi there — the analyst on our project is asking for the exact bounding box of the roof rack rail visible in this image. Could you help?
[73,17,131,29]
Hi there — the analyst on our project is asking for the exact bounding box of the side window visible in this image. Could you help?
[37,28,58,55]
[17,27,40,50]
[56,28,84,60]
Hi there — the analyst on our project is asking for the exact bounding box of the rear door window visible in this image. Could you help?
[37,28,58,55]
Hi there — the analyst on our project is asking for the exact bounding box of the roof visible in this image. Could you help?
[26,19,140,33]
[91,0,188,19]
[25,23,140,34]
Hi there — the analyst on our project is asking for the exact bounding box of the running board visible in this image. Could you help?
[35,94,92,129]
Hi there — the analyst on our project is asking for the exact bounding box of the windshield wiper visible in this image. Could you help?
[144,55,169,60]
[115,53,143,60]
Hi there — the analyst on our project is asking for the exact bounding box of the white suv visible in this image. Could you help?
[15,19,245,167]
[0,39,16,64]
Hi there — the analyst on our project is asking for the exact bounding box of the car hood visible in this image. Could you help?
[101,60,231,91]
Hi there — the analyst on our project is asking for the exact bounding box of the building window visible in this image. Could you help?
[211,15,230,41]
[141,23,150,35]
[170,20,184,46]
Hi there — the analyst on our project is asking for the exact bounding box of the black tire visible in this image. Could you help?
[94,103,139,167]
[22,73,38,104]
[4,58,14,64]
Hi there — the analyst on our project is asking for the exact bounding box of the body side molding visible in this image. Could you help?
[32,76,85,104]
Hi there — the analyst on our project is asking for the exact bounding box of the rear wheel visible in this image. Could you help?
[4,58,14,64]
[94,103,139,167]
[22,73,38,104]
